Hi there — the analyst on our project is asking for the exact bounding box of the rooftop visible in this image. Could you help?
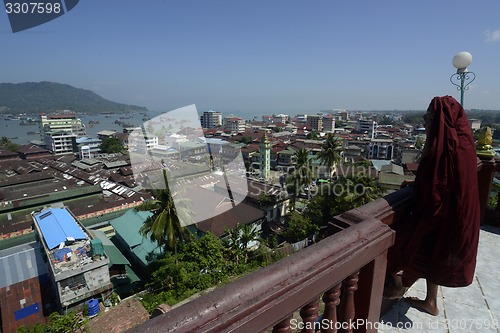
[0,242,48,289]
[32,207,108,278]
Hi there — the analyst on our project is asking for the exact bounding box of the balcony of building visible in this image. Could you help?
[127,156,499,333]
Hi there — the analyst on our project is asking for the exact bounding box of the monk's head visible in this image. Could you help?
[423,104,435,135]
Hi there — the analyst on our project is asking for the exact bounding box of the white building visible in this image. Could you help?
[224,117,246,133]
[273,114,288,124]
[164,133,188,149]
[369,138,394,160]
[44,130,78,155]
[39,113,86,142]
[356,119,377,139]
[131,134,159,152]
[76,137,102,159]
[201,110,223,129]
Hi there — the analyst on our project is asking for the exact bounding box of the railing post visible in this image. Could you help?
[300,298,320,333]
[477,157,497,225]
[273,314,293,333]
[339,272,359,333]
[322,283,342,333]
[353,252,389,333]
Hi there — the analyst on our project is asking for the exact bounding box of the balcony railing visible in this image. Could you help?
[127,156,499,333]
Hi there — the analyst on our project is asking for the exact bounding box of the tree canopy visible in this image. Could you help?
[99,137,124,153]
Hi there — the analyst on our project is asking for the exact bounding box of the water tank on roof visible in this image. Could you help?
[86,299,100,317]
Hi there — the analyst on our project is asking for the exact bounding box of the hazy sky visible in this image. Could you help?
[2,1,500,114]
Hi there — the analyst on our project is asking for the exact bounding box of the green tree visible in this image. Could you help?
[316,133,343,179]
[294,148,313,188]
[283,211,319,243]
[239,136,253,144]
[0,136,19,152]
[257,193,277,206]
[304,176,383,230]
[99,136,123,153]
[1,136,10,146]
[224,223,261,262]
[16,311,85,333]
[136,170,193,256]
[306,130,320,140]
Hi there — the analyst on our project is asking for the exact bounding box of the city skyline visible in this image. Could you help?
[2,1,500,113]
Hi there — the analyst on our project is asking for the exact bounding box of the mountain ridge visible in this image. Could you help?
[0,81,148,114]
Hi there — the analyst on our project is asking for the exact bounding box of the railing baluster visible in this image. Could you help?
[300,298,320,333]
[321,282,342,333]
[321,283,341,333]
[339,272,359,333]
[273,314,293,333]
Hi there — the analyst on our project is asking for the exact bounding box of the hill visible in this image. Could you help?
[0,81,148,114]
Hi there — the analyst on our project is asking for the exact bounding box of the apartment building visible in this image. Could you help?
[356,119,377,139]
[39,114,86,142]
[32,207,112,309]
[201,110,223,129]
[224,117,246,133]
[306,115,323,132]
[322,115,335,133]
[44,130,78,155]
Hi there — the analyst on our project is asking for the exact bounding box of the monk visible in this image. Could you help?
[384,96,481,316]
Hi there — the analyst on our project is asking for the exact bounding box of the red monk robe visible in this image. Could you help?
[387,95,480,287]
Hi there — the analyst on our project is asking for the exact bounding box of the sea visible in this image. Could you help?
[0,108,270,146]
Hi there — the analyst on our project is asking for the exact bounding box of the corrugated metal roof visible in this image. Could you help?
[370,159,393,172]
[34,208,87,250]
[0,242,48,289]
[110,209,152,248]
[109,209,161,266]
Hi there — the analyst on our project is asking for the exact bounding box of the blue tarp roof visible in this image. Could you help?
[34,208,87,250]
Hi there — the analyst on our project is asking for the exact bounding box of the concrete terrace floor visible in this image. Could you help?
[380,225,500,333]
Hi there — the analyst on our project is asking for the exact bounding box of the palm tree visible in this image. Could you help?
[136,170,194,256]
[238,223,261,252]
[228,223,261,263]
[293,148,313,197]
[0,136,19,152]
[316,133,343,179]
[0,136,11,146]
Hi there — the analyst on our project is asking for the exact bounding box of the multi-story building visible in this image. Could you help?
[201,110,223,129]
[339,110,349,121]
[97,130,117,140]
[39,113,86,142]
[31,207,112,309]
[76,137,102,159]
[273,114,288,124]
[368,138,394,160]
[129,133,159,152]
[322,115,335,133]
[306,115,323,132]
[356,119,377,139]
[224,117,246,133]
[44,130,78,155]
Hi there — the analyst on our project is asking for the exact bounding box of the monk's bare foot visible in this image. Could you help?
[405,297,439,316]
[383,286,407,299]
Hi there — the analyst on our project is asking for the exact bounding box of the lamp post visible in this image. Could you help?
[450,51,475,107]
